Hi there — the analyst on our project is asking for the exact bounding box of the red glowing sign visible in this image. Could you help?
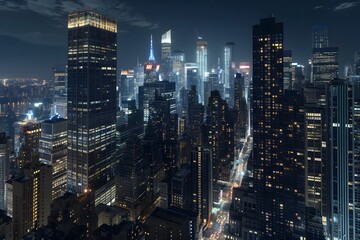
[145,64,153,70]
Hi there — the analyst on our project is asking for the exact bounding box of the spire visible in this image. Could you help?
[149,34,155,62]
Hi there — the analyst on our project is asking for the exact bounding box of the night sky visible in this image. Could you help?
[0,0,359,79]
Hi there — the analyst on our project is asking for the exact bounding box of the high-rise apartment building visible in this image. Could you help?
[67,11,117,194]
[252,17,285,238]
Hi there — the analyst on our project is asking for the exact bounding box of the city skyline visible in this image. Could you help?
[1,3,360,239]
[0,0,359,79]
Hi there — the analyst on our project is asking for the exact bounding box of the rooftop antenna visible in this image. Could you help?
[148,34,155,62]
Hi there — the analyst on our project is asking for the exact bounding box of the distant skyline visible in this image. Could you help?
[0,0,359,79]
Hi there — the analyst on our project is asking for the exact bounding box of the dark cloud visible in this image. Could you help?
[0,0,159,28]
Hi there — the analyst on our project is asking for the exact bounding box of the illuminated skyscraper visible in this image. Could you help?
[312,47,339,85]
[53,67,67,95]
[191,146,212,224]
[171,50,186,94]
[312,25,328,49]
[67,11,117,194]
[144,35,159,84]
[224,42,235,107]
[252,17,285,238]
[39,116,67,200]
[196,38,208,104]
[161,30,172,80]
[185,63,198,90]
[326,79,356,239]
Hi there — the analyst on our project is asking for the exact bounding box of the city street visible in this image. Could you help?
[203,136,253,240]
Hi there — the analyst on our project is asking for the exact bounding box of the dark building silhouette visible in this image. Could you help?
[205,90,234,184]
[117,135,149,220]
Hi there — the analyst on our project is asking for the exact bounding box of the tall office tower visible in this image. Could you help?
[252,17,285,238]
[312,47,339,85]
[187,86,204,147]
[6,161,52,240]
[161,30,172,81]
[120,69,136,104]
[282,90,306,238]
[139,80,176,123]
[171,50,186,92]
[178,87,189,117]
[191,146,212,225]
[53,67,67,95]
[39,116,67,200]
[206,90,234,184]
[239,63,251,135]
[224,42,236,107]
[52,95,67,118]
[355,52,360,75]
[312,25,328,49]
[52,67,68,118]
[67,11,117,194]
[185,63,199,89]
[303,84,327,239]
[117,135,149,220]
[326,79,356,239]
[283,50,293,89]
[13,119,41,168]
[134,63,144,105]
[196,38,208,103]
[143,122,164,200]
[351,78,360,239]
[144,35,160,84]
[150,96,178,175]
[205,68,224,106]
[171,167,192,211]
[0,133,9,211]
[234,73,247,141]
[292,63,306,90]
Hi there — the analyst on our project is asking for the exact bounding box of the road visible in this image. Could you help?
[203,136,253,240]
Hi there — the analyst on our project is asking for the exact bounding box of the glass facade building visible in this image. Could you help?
[67,11,117,194]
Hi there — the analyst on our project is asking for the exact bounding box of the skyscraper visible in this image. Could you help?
[326,79,356,239]
[196,37,208,103]
[312,25,328,49]
[206,90,234,185]
[53,67,67,95]
[171,50,186,93]
[224,42,235,107]
[67,11,117,194]
[252,17,285,238]
[312,47,339,85]
[283,50,293,89]
[0,133,9,211]
[191,146,212,224]
[117,135,149,220]
[161,30,172,81]
[39,116,67,200]
[144,35,159,84]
